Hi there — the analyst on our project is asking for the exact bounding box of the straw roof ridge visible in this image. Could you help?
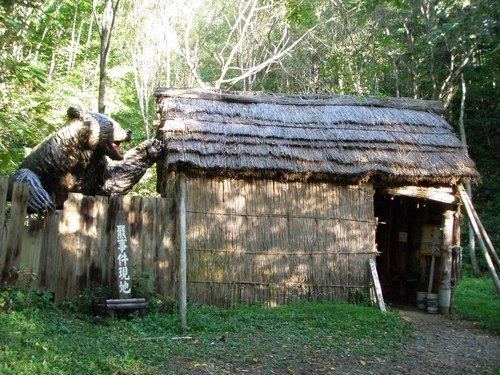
[156,88,478,184]
[162,98,451,129]
[165,114,453,134]
[155,88,446,114]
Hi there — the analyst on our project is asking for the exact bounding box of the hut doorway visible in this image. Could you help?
[374,192,447,304]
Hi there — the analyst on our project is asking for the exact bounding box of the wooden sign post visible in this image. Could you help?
[115,211,132,299]
[96,209,146,312]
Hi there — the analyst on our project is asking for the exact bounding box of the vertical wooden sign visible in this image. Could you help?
[115,210,132,299]
[368,259,386,312]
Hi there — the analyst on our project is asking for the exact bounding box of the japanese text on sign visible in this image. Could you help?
[116,224,131,295]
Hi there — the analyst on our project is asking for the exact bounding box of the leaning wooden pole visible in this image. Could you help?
[177,174,188,329]
[458,185,500,294]
[368,259,386,312]
[459,186,500,269]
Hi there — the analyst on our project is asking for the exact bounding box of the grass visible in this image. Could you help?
[454,276,500,334]
[0,287,412,374]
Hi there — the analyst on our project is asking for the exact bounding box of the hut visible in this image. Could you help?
[154,88,478,311]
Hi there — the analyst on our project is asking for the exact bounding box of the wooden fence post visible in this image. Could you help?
[439,210,454,315]
[177,174,188,329]
[1,183,29,284]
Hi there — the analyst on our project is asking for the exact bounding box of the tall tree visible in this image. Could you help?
[93,0,120,114]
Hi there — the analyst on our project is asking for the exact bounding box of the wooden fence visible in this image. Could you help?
[0,174,377,306]
[0,177,176,300]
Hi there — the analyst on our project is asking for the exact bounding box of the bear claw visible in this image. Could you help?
[145,139,165,162]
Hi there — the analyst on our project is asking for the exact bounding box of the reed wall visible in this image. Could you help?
[176,175,377,306]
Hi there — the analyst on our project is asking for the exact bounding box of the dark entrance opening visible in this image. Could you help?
[374,192,447,304]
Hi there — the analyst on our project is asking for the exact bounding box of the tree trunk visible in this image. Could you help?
[458,74,480,276]
[95,0,120,114]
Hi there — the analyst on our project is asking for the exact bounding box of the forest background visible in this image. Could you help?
[0,0,498,272]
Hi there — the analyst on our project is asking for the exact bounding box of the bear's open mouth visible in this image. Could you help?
[112,141,122,155]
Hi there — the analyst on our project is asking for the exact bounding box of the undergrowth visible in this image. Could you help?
[0,285,412,374]
[454,276,500,335]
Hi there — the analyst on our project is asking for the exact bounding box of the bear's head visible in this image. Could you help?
[67,107,131,160]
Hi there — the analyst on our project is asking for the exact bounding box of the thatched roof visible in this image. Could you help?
[155,88,478,185]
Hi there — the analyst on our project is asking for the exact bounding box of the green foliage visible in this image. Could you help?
[285,0,319,28]
[0,0,497,200]
[59,286,114,315]
[0,285,54,313]
[348,289,373,306]
[0,292,412,374]
[454,277,500,334]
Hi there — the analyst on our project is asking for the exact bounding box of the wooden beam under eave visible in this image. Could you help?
[382,186,456,204]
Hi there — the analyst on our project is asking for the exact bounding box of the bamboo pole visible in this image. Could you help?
[459,185,500,269]
[458,185,500,294]
[177,173,188,329]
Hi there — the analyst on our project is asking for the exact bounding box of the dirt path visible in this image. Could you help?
[174,307,500,374]
[343,307,500,375]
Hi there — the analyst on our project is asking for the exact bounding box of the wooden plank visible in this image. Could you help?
[19,217,45,288]
[76,195,99,292]
[105,196,123,293]
[368,259,386,312]
[383,186,456,204]
[55,193,84,300]
[162,175,178,297]
[141,197,156,281]
[155,196,175,296]
[1,183,29,284]
[96,196,111,286]
[127,196,141,273]
[177,174,187,329]
[37,210,61,291]
[154,88,446,114]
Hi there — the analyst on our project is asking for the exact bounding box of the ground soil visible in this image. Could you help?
[338,306,500,375]
[177,306,500,374]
